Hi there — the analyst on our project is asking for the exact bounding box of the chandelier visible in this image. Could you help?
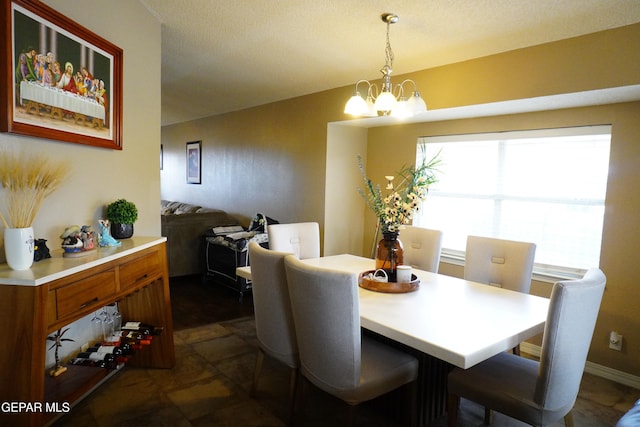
[344,13,427,118]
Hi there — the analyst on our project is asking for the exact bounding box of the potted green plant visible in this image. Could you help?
[105,198,138,239]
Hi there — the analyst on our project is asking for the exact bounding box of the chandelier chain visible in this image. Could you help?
[384,21,394,71]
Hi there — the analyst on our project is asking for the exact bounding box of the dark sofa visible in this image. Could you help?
[160,200,239,277]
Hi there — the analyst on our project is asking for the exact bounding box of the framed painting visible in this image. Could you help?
[186,141,201,184]
[0,0,123,149]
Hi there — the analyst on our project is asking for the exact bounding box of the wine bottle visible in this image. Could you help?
[97,342,134,356]
[76,351,115,362]
[120,330,153,345]
[102,334,121,345]
[81,345,102,353]
[69,357,117,369]
[122,322,164,336]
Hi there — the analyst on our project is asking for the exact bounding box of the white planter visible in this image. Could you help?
[4,227,34,270]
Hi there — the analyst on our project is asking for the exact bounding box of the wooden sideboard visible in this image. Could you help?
[0,237,175,427]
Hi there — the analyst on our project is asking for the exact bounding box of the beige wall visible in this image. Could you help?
[160,89,345,230]
[365,103,640,376]
[0,0,161,364]
[0,0,162,250]
[161,23,640,377]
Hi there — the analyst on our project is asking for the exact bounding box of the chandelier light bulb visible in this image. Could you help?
[374,91,397,114]
[391,98,411,118]
[365,95,378,117]
[344,93,368,115]
[406,91,427,114]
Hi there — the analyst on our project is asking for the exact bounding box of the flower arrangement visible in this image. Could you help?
[0,150,69,228]
[357,145,441,235]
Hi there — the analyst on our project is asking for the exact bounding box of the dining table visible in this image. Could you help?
[237,253,550,425]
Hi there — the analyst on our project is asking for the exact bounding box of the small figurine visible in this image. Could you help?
[47,327,74,377]
[60,225,98,256]
[33,239,51,262]
[99,219,121,247]
[60,225,83,252]
[80,225,96,250]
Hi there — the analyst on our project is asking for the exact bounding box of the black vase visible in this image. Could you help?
[111,223,134,239]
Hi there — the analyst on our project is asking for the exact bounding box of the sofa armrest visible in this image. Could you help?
[161,210,239,277]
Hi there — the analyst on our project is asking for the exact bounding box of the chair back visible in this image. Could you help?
[534,268,606,410]
[464,235,536,293]
[284,254,361,391]
[248,242,298,368]
[401,226,443,272]
[268,222,320,259]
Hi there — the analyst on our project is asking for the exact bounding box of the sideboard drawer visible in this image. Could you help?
[55,270,117,319]
[119,249,162,291]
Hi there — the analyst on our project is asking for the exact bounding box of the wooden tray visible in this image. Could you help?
[358,270,420,293]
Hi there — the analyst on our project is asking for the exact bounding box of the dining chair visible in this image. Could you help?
[401,226,444,273]
[616,399,640,427]
[284,254,419,426]
[267,222,320,259]
[447,268,606,427]
[464,235,537,356]
[464,235,536,293]
[247,242,298,425]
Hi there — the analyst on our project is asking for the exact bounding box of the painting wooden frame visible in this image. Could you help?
[186,141,201,184]
[0,0,123,149]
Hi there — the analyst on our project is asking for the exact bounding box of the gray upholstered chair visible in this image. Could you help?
[248,242,298,424]
[447,268,606,427]
[284,254,419,426]
[617,399,640,427]
[465,235,537,356]
[401,226,443,273]
[267,222,320,259]
[464,235,536,293]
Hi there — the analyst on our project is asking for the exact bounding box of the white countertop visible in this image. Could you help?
[0,236,166,286]
[240,253,550,369]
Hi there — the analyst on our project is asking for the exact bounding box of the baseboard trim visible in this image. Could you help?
[520,342,640,389]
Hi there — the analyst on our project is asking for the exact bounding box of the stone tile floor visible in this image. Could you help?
[52,316,638,426]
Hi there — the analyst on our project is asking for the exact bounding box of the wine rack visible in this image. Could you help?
[0,237,175,427]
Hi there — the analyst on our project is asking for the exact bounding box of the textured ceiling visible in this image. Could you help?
[138,0,640,126]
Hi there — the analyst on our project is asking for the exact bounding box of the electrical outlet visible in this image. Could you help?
[609,331,623,351]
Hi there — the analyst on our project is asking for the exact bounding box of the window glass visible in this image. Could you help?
[414,126,611,274]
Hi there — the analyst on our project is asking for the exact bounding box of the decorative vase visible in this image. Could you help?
[375,232,404,281]
[110,223,133,239]
[4,227,35,270]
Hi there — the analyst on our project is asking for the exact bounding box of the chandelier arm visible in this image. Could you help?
[368,83,379,100]
[400,79,419,93]
[353,79,372,94]
[394,83,405,99]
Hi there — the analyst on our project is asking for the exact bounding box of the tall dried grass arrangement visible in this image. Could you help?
[0,150,69,229]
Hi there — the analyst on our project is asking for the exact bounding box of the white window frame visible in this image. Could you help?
[415,125,611,282]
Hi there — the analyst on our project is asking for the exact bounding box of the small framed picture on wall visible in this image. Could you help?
[186,141,201,184]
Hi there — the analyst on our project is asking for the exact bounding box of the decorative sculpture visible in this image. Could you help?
[60,225,98,256]
[99,219,121,247]
[47,328,74,377]
[33,238,51,262]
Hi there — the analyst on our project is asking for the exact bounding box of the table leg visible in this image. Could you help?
[363,329,452,426]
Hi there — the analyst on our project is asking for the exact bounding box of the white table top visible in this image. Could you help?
[239,254,549,369]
